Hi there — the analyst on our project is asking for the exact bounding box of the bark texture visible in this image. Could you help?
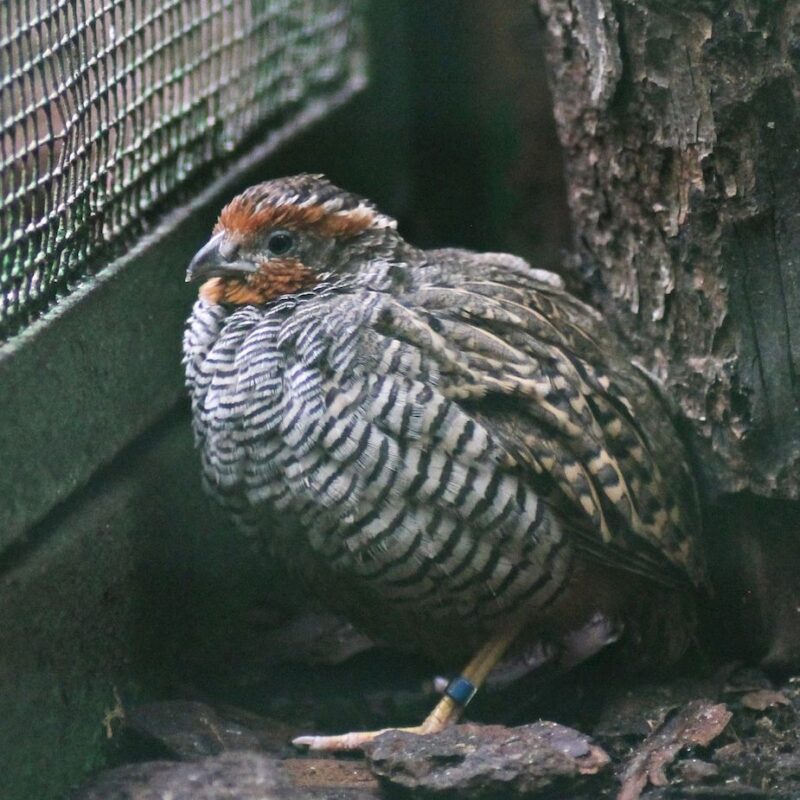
[535,0,800,500]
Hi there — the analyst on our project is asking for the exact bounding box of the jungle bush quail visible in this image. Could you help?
[183,174,704,750]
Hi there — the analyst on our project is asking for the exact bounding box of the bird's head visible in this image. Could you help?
[187,174,400,305]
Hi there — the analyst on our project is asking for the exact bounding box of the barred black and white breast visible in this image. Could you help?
[183,174,703,674]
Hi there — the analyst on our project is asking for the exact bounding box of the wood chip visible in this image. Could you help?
[740,689,791,711]
[617,699,732,800]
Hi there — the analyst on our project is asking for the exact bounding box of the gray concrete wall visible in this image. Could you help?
[0,413,207,798]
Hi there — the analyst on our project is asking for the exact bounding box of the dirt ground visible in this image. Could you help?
[73,624,800,799]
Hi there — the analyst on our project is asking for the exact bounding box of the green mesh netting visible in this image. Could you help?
[0,0,364,340]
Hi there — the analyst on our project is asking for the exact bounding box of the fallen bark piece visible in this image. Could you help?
[73,751,382,800]
[364,721,610,796]
[73,752,291,800]
[674,758,720,784]
[618,699,732,800]
[283,758,379,790]
[740,690,791,711]
[125,701,262,760]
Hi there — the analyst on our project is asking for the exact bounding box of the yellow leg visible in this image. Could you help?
[292,615,528,752]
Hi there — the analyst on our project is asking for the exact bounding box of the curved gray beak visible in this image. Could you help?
[186,234,256,282]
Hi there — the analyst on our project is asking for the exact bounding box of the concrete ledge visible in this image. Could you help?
[0,410,269,800]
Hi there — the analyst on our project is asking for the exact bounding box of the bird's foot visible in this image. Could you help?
[292,678,472,751]
[559,611,623,668]
[293,620,528,753]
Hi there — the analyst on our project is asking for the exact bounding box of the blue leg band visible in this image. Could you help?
[445,676,477,707]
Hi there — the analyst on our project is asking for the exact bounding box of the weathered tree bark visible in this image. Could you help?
[533,0,800,666]
[535,0,800,501]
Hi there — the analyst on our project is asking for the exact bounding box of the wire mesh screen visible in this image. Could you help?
[0,0,364,340]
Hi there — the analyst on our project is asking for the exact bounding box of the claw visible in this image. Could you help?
[292,726,419,752]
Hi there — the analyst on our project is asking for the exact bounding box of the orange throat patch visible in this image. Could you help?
[199,258,318,306]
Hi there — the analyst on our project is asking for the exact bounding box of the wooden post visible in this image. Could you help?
[535,0,800,664]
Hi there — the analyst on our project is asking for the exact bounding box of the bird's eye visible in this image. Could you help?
[267,230,294,256]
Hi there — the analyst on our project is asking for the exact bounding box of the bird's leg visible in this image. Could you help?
[292,615,528,752]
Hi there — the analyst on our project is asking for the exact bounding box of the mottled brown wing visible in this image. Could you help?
[389,256,703,588]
